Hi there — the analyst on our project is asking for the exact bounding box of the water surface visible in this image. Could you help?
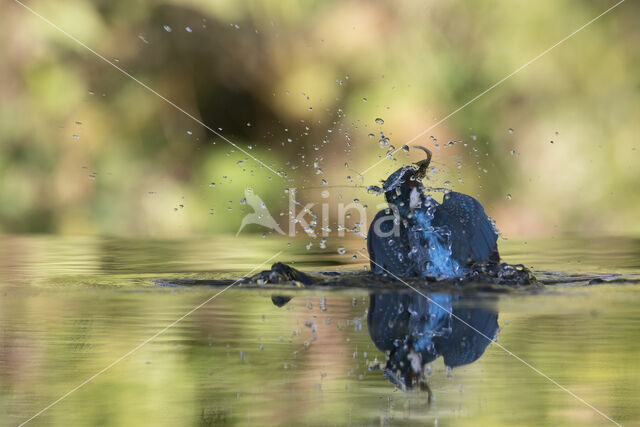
[1,236,639,426]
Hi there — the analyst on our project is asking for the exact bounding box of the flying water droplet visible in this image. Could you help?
[379,134,390,148]
[337,246,346,255]
[367,185,382,195]
[163,25,172,32]
[375,118,384,125]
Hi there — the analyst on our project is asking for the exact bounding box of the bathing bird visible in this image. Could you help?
[367,146,499,278]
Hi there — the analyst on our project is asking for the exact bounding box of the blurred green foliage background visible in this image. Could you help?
[1,0,639,238]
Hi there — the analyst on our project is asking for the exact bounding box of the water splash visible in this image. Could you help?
[412,210,462,279]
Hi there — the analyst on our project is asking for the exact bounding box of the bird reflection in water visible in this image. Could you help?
[367,292,498,395]
[268,289,498,397]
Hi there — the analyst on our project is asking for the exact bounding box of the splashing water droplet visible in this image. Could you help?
[506,194,512,200]
[375,118,384,125]
[379,134,390,148]
[362,98,367,102]
[337,246,346,255]
[367,185,382,195]
[508,128,514,134]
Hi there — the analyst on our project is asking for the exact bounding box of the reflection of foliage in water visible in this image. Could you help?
[2,237,640,424]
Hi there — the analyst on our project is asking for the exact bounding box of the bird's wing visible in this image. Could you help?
[367,210,417,276]
[432,192,499,266]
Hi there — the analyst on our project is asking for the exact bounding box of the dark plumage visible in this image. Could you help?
[367,147,499,278]
[432,191,500,266]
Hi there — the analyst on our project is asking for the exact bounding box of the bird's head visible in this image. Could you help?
[381,146,432,216]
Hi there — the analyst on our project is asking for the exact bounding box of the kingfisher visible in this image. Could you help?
[367,146,499,279]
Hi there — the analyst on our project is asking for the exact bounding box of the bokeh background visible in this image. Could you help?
[1,0,639,238]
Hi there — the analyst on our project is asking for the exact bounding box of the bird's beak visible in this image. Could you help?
[412,145,432,179]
